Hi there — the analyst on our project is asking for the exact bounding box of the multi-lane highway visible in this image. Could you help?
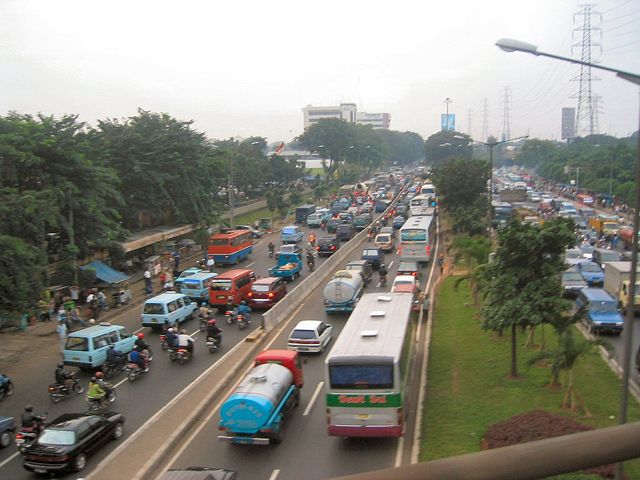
[0,204,438,479]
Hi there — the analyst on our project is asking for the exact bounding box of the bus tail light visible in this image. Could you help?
[398,407,404,426]
[426,246,431,257]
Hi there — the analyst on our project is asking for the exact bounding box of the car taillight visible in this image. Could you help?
[268,292,274,298]
[331,245,336,250]
[248,292,253,297]
[412,272,417,276]
[426,246,431,256]
[218,426,227,431]
[15,433,24,440]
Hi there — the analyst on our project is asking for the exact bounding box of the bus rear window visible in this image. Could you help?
[401,229,426,242]
[329,364,394,389]
[210,280,232,291]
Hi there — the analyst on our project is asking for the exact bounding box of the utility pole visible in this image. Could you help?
[482,98,489,142]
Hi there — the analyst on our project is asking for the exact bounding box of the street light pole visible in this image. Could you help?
[496,37,640,480]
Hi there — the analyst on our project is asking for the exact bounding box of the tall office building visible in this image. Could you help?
[302,103,390,130]
[356,112,391,130]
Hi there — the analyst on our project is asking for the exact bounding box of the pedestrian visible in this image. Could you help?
[437,253,445,275]
[206,256,215,273]
[144,269,153,294]
[56,319,68,353]
[159,271,167,289]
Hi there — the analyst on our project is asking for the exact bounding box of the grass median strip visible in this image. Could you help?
[421,276,640,478]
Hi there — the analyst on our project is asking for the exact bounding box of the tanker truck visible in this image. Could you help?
[218,349,303,445]
[323,270,364,314]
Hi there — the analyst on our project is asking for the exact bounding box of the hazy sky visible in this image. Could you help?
[2,0,639,144]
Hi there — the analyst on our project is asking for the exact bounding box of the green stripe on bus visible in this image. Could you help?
[326,393,402,408]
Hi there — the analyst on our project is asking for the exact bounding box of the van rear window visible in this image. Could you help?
[143,303,165,314]
[65,337,89,351]
[211,280,232,291]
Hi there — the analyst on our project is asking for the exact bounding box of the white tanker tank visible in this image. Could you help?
[323,270,364,313]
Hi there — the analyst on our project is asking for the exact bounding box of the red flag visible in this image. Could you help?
[275,142,285,155]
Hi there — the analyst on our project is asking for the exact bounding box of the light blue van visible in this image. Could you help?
[281,225,303,244]
[141,292,198,330]
[63,323,136,369]
[179,272,218,302]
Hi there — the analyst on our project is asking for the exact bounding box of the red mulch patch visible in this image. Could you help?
[483,410,619,479]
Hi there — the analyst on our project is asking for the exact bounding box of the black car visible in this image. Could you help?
[22,412,125,474]
[326,218,342,234]
[316,236,340,257]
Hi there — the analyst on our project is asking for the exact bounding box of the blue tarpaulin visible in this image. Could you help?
[80,261,130,285]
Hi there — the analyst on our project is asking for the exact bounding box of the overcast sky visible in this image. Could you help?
[2,0,639,144]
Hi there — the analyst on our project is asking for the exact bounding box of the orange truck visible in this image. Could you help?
[588,215,620,236]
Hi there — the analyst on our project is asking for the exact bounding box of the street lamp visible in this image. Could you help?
[497,37,640,480]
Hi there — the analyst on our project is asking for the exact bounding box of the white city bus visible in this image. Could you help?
[325,293,415,437]
[419,183,436,197]
[397,214,435,264]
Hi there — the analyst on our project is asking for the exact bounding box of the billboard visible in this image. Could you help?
[440,114,455,131]
[561,108,575,140]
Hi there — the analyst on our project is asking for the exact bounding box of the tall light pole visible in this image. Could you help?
[496,37,640,480]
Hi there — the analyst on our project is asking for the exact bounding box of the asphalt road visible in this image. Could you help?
[159,232,436,480]
[0,223,358,479]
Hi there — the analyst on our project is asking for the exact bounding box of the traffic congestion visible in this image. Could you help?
[0,170,441,479]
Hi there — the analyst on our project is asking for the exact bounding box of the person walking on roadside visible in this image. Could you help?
[206,256,215,273]
[437,253,445,275]
[56,319,68,353]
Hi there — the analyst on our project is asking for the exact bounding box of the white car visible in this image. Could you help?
[287,320,333,353]
[391,275,420,294]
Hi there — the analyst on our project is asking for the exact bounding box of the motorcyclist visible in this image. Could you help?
[54,362,75,391]
[105,344,125,368]
[308,232,316,247]
[206,319,222,346]
[306,250,315,269]
[129,348,147,371]
[178,329,194,355]
[94,371,113,399]
[236,301,251,322]
[268,241,275,257]
[86,377,106,404]
[199,302,210,321]
[379,262,388,285]
[166,327,179,349]
[21,405,45,430]
[134,332,149,352]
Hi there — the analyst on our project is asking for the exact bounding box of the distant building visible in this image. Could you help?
[302,103,357,129]
[302,103,390,130]
[356,112,391,130]
[561,108,576,140]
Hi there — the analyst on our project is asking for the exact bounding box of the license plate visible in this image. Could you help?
[297,347,308,352]
[35,469,48,474]
[232,437,255,445]
[217,295,226,299]
[357,414,371,420]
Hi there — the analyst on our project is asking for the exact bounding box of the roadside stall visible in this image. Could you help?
[144,255,163,275]
[80,261,132,308]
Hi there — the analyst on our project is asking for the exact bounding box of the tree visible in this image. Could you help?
[424,130,472,166]
[478,218,575,378]
[296,119,358,179]
[0,235,45,313]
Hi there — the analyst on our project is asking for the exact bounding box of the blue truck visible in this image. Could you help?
[218,350,303,445]
[268,253,302,281]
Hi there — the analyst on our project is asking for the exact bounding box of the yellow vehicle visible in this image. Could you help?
[588,215,620,235]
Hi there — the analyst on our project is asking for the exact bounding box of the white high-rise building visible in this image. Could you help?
[302,103,391,130]
[356,112,391,130]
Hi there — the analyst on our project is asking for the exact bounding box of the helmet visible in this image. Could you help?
[240,300,246,305]
[25,405,33,412]
[208,319,217,326]
[95,371,104,379]
[91,377,97,382]
[136,332,144,340]
[57,362,64,368]
[168,328,174,333]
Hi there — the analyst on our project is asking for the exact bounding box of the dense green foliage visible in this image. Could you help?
[515,134,638,204]
[424,130,472,165]
[431,157,490,235]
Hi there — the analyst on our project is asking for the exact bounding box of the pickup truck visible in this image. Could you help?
[268,252,303,281]
[218,350,303,445]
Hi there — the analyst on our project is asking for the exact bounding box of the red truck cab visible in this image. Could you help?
[254,349,304,388]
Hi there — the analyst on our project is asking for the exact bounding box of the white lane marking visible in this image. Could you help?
[0,451,19,469]
[303,381,324,416]
[269,469,281,480]
[134,327,144,333]
[157,303,305,479]
[114,377,128,388]
[245,261,255,267]
[388,260,394,269]
[394,435,405,467]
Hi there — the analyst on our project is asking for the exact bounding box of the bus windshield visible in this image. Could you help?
[401,229,427,242]
[329,363,394,389]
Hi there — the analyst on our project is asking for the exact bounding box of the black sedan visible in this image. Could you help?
[22,412,125,474]
[316,235,340,257]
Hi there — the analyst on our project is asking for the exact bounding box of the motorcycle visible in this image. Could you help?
[103,356,127,380]
[237,313,250,330]
[160,334,169,350]
[0,374,14,400]
[206,335,221,353]
[169,346,192,364]
[87,389,116,412]
[15,416,46,452]
[379,274,388,287]
[48,375,84,403]
[307,257,315,272]
[125,362,149,382]
[225,309,238,325]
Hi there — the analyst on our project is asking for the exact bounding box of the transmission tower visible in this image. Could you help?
[570,4,601,136]
[592,93,603,135]
[500,86,511,142]
[481,98,489,141]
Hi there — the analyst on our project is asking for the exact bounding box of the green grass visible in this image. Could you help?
[421,277,640,478]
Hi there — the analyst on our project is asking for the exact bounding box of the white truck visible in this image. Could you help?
[603,261,640,314]
[323,270,364,314]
